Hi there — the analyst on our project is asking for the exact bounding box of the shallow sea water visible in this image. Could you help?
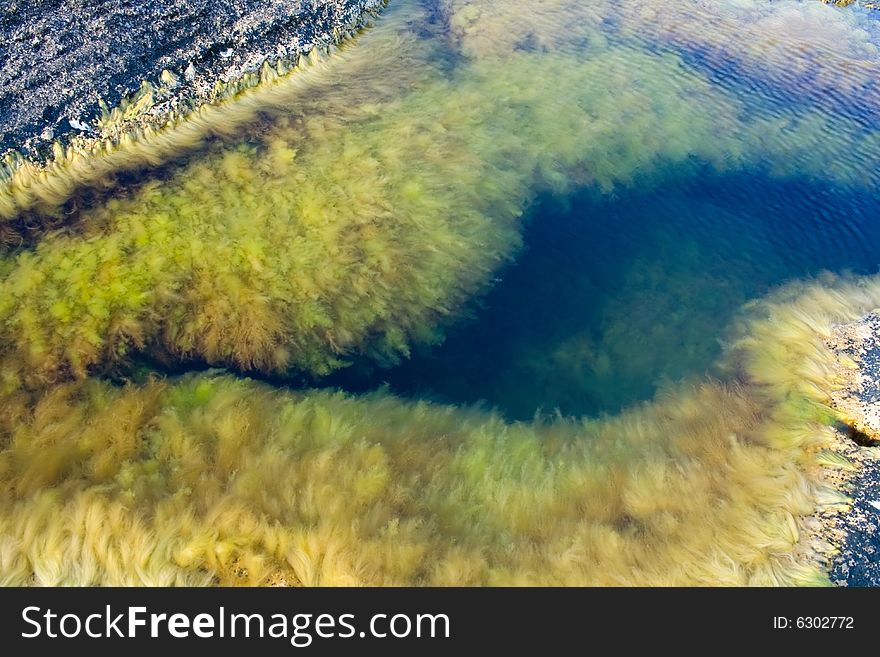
[312,0,880,419]
[3,0,880,585]
[30,0,880,424]
[6,0,880,399]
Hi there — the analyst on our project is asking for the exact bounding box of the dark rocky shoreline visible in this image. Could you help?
[0,0,381,157]
[825,315,880,585]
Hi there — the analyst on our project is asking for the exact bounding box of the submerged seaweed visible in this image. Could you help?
[0,45,743,388]
[2,271,876,586]
[2,2,879,391]
[0,366,834,585]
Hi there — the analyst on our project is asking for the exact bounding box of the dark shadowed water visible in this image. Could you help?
[325,170,880,419]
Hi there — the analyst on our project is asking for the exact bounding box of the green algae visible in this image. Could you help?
[3,22,879,391]
[0,42,751,390]
[0,365,830,585]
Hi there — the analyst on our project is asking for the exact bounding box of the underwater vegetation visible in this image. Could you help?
[440,0,880,119]
[2,1,880,392]
[2,271,877,585]
[0,363,837,584]
[0,46,740,387]
[2,0,880,585]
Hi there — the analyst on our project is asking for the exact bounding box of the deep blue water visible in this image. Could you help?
[324,170,880,419]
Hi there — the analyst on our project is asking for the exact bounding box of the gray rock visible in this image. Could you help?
[0,0,382,157]
[824,314,880,585]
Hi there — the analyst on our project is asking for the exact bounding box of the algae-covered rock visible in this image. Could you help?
[812,311,880,586]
